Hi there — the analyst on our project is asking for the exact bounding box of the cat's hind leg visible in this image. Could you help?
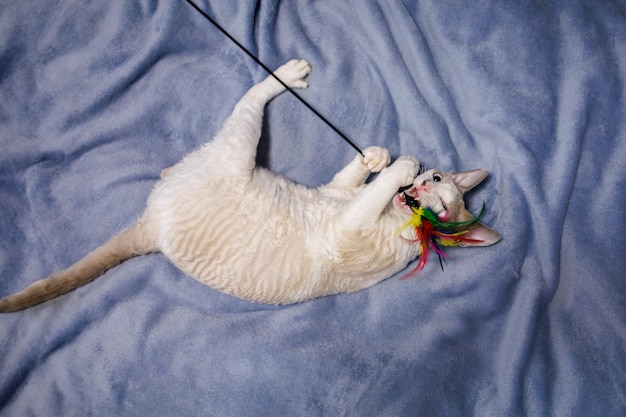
[202,59,312,177]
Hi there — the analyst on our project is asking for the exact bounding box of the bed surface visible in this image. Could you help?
[1,1,625,416]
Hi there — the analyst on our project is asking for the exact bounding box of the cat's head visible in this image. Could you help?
[392,168,501,247]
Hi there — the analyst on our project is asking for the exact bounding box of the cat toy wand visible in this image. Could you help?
[184,1,490,274]
[184,0,364,156]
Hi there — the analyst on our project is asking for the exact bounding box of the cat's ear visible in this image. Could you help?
[459,223,501,247]
[451,169,489,194]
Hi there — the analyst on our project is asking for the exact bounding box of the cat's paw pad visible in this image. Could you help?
[362,146,390,172]
[390,156,420,186]
[274,59,312,89]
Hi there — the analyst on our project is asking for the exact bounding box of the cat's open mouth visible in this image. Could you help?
[403,192,421,209]
[393,190,421,215]
[394,189,450,220]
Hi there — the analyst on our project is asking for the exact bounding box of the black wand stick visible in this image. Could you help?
[184,0,364,156]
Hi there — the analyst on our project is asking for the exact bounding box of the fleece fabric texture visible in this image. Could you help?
[1,1,625,416]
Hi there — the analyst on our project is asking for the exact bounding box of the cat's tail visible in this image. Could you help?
[0,221,156,313]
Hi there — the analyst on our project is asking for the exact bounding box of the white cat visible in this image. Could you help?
[0,59,500,312]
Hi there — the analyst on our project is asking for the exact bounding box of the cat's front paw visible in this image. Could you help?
[386,156,420,187]
[273,59,312,89]
[362,146,390,173]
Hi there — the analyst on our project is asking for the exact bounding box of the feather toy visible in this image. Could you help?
[399,201,486,277]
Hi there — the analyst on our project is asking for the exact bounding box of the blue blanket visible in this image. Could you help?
[2,1,625,415]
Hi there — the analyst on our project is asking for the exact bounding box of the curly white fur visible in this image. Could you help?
[0,59,500,312]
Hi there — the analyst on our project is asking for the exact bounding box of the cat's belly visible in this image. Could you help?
[155,176,321,303]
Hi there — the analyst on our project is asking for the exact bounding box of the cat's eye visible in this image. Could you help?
[432,173,443,182]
